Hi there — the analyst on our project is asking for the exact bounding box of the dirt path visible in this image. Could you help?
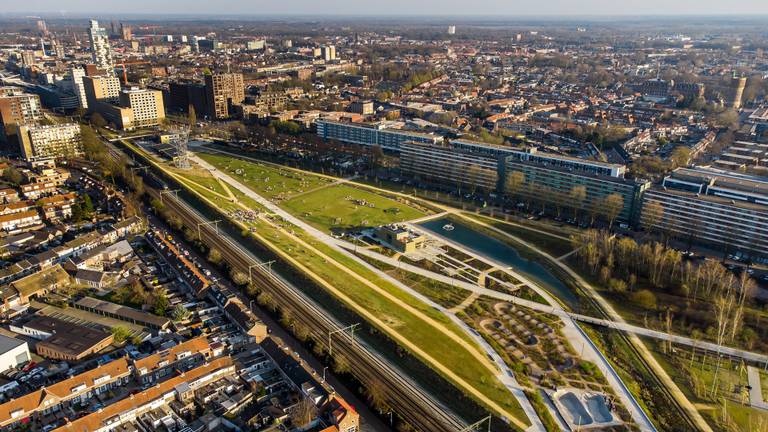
[448,292,480,314]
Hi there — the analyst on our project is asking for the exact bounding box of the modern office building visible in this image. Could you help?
[316,119,441,151]
[640,167,768,259]
[87,19,114,72]
[204,73,244,119]
[18,123,83,161]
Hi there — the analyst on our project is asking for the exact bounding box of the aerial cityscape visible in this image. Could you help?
[0,2,767,432]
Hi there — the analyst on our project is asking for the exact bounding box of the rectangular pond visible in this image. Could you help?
[419,217,579,309]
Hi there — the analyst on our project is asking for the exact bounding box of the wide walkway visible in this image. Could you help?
[353,236,768,363]
[401,224,656,431]
[452,214,713,432]
[189,152,543,431]
[748,366,768,411]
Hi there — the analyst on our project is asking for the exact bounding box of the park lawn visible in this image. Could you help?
[198,151,332,200]
[159,148,527,424]
[182,173,229,196]
[175,173,239,212]
[237,215,528,423]
[181,177,526,423]
[282,184,427,232]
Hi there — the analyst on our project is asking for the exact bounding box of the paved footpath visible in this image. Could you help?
[748,366,768,411]
[190,152,544,431]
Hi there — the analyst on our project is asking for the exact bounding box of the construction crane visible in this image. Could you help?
[115,59,150,85]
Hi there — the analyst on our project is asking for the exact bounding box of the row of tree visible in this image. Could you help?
[571,230,756,348]
[505,173,625,229]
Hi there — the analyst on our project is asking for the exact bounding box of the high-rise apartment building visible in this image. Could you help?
[88,19,114,72]
[120,23,133,41]
[641,167,768,259]
[204,73,244,119]
[349,100,374,115]
[732,75,747,109]
[321,45,337,61]
[83,75,121,109]
[20,51,35,67]
[316,119,441,151]
[0,88,42,140]
[18,123,83,161]
[94,87,165,131]
[68,66,89,109]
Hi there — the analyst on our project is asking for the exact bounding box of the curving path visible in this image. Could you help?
[189,151,540,430]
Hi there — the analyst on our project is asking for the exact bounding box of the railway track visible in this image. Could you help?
[150,187,472,432]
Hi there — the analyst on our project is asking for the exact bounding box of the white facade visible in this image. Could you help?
[120,88,165,128]
[0,335,30,373]
[69,66,88,109]
[19,123,83,160]
[88,19,114,72]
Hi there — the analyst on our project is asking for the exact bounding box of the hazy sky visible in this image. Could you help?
[6,0,768,16]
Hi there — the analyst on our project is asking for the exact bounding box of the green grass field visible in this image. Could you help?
[198,152,332,200]
[283,184,427,232]
[197,151,429,233]
[200,189,526,422]
[151,150,527,424]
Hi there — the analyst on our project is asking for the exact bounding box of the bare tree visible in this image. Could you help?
[504,170,526,203]
[292,397,317,429]
[642,200,664,237]
[730,271,755,342]
[569,185,587,220]
[601,193,624,230]
[366,379,390,413]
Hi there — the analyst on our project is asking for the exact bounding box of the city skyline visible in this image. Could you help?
[5,0,768,16]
